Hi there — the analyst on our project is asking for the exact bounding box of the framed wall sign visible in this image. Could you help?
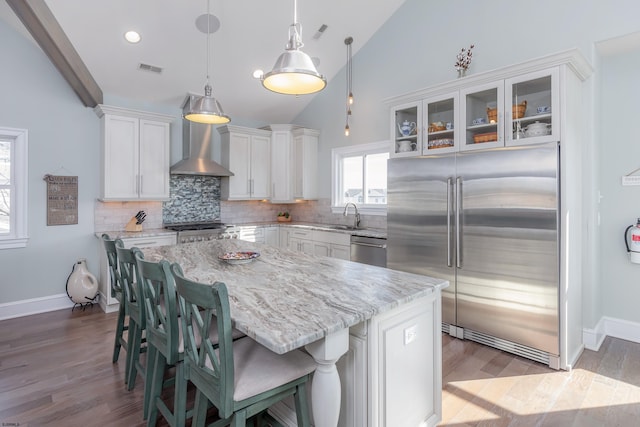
[43,174,78,226]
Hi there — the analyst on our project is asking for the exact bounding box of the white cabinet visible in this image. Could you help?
[267,125,319,203]
[285,228,351,260]
[97,233,176,313]
[422,92,458,154]
[390,101,422,157]
[218,125,271,200]
[390,67,562,155]
[292,128,319,200]
[239,225,265,243]
[313,230,351,260]
[95,105,173,201]
[505,68,560,146]
[460,80,505,151]
[264,226,280,247]
[288,228,315,255]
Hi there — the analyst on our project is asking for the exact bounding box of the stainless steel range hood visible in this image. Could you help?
[170,95,233,176]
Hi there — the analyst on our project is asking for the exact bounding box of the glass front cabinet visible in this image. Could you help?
[391,101,421,157]
[505,68,559,146]
[460,81,504,151]
[423,92,458,154]
[389,67,560,156]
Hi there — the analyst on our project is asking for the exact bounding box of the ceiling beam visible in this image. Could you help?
[6,0,103,107]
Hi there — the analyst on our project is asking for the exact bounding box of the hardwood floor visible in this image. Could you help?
[440,333,640,426]
[1,308,640,426]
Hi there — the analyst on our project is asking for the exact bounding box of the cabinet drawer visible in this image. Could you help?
[289,228,314,240]
[313,230,350,246]
[121,234,176,248]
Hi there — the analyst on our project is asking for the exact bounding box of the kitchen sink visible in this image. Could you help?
[324,225,360,231]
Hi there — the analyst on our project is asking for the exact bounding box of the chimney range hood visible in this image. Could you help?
[170,94,234,176]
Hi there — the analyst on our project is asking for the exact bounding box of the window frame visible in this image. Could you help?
[0,127,28,249]
[331,140,390,216]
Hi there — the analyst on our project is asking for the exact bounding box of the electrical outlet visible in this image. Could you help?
[404,324,417,345]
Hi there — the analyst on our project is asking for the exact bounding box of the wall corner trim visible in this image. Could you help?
[583,316,640,352]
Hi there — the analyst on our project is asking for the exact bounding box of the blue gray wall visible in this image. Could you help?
[0,20,100,304]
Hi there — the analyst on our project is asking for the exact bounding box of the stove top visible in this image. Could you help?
[163,221,227,232]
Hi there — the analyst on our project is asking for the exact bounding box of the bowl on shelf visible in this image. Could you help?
[524,121,551,137]
[472,118,487,125]
[537,106,551,114]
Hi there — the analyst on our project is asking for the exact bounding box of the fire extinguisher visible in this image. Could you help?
[624,218,640,263]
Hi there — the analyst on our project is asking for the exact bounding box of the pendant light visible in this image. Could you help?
[344,36,353,136]
[184,0,230,124]
[261,0,326,95]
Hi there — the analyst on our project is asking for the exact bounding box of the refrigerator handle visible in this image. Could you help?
[456,176,462,269]
[447,177,452,267]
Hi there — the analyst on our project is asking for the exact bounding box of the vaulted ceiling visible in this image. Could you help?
[0,0,406,123]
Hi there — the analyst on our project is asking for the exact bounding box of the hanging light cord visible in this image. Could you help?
[205,0,211,90]
[345,37,353,136]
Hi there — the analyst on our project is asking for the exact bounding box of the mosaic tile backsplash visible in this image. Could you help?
[162,175,221,224]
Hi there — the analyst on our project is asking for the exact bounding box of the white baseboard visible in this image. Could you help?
[583,316,640,351]
[0,293,76,321]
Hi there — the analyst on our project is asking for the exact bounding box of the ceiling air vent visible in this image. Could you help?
[138,63,163,74]
[312,24,328,40]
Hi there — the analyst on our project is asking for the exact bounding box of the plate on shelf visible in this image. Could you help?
[218,251,260,265]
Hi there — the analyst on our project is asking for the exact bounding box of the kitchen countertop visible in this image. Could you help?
[94,228,177,240]
[229,221,387,239]
[141,239,445,354]
[95,223,386,240]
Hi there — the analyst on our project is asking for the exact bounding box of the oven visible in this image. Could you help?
[164,222,239,244]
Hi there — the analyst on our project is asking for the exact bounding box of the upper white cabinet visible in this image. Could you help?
[391,101,422,156]
[388,55,575,156]
[218,125,271,200]
[423,92,458,154]
[505,68,560,146]
[267,124,319,203]
[460,80,504,151]
[292,128,319,200]
[95,105,173,201]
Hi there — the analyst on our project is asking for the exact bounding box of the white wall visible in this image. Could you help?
[597,43,640,324]
[0,20,100,304]
[293,0,640,331]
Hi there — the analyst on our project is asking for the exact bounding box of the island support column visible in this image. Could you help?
[305,328,350,427]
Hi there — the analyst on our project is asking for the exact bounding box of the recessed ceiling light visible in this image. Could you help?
[124,31,141,44]
[252,69,264,79]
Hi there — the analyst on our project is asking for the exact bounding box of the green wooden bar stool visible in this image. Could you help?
[171,263,316,427]
[135,252,189,427]
[101,234,129,368]
[115,244,149,412]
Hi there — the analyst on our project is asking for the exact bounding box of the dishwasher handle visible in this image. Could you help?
[351,241,387,249]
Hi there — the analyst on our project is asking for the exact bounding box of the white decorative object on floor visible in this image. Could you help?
[66,259,98,309]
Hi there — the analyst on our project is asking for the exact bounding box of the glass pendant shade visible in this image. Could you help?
[184,84,230,124]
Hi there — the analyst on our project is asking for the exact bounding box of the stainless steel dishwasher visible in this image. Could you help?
[350,235,387,267]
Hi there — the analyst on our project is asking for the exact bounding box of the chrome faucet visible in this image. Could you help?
[343,202,361,229]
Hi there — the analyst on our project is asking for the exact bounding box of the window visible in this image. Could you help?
[0,127,28,249]
[331,141,389,215]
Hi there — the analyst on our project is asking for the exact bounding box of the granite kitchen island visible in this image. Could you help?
[142,239,447,427]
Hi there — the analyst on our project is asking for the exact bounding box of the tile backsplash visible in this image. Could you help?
[94,183,386,231]
[94,200,164,232]
[162,175,221,224]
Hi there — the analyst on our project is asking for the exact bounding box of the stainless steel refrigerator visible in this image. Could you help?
[387,142,560,366]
